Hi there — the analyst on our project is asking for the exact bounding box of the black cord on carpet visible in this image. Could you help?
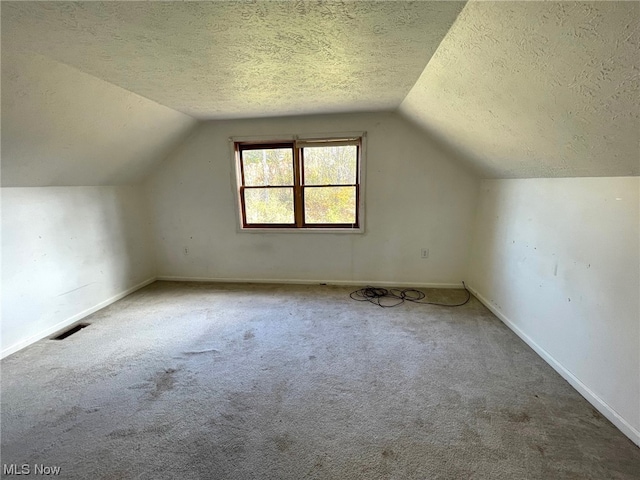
[350,282,471,308]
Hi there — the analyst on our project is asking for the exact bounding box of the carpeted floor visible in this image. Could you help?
[2,281,639,479]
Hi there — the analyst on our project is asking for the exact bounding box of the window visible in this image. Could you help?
[232,134,364,231]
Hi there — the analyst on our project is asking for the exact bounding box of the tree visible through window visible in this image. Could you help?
[235,137,362,229]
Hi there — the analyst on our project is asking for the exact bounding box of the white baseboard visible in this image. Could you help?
[156,275,465,290]
[1,277,157,359]
[1,276,461,359]
[467,284,640,448]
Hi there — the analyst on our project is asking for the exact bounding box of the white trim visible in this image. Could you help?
[236,227,364,234]
[467,284,640,447]
[228,134,295,144]
[358,133,367,233]
[296,139,361,148]
[297,131,366,141]
[227,131,365,144]
[4,273,636,446]
[1,277,156,359]
[229,137,244,231]
[156,275,464,289]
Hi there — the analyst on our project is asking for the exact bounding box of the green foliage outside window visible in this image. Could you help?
[240,142,359,226]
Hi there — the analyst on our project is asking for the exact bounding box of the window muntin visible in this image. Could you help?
[236,137,362,230]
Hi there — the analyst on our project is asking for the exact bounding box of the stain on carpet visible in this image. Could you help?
[149,367,179,399]
[506,411,531,423]
[243,329,255,340]
[108,427,137,438]
[381,448,398,460]
[274,433,294,452]
[182,348,220,356]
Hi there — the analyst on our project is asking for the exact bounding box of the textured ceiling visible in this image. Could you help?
[3,1,637,182]
[399,1,640,178]
[2,1,465,119]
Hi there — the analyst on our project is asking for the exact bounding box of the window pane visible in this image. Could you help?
[242,148,293,186]
[304,187,356,224]
[303,146,357,185]
[244,188,294,224]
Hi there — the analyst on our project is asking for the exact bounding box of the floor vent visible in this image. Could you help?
[52,323,90,340]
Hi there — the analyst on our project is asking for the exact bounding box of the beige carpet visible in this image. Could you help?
[2,281,639,479]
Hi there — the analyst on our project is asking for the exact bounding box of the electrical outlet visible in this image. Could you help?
[421,248,429,259]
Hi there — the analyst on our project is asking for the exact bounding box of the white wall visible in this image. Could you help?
[146,112,479,286]
[1,186,156,357]
[468,177,640,445]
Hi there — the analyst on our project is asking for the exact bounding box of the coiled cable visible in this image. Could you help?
[350,282,471,308]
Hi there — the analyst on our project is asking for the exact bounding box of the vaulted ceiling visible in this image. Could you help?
[2,1,465,119]
[2,50,197,186]
[399,1,639,178]
[2,0,638,186]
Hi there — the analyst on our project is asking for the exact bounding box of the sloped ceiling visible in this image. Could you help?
[2,1,466,119]
[1,51,197,187]
[399,1,640,178]
[2,1,637,184]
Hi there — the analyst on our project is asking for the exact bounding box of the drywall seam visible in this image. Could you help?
[467,284,640,447]
[156,276,464,290]
[1,277,156,359]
